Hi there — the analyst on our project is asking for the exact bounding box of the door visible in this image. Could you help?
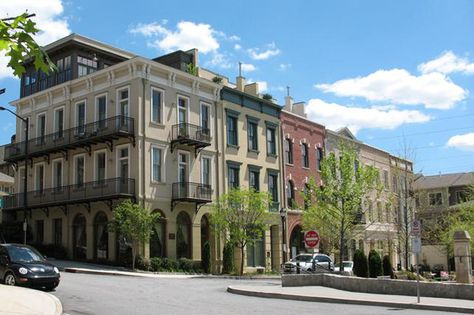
[118,89,129,130]
[118,147,129,192]
[178,153,188,197]
[96,96,107,130]
[76,102,86,135]
[178,97,187,137]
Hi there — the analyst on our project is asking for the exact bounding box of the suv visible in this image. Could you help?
[283,253,334,273]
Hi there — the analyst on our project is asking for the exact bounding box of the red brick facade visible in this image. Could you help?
[281,110,325,257]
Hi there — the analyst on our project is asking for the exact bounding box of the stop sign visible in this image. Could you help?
[304,230,320,248]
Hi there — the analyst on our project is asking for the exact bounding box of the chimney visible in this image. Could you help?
[293,102,307,117]
[284,95,293,112]
[236,61,245,91]
[244,82,259,96]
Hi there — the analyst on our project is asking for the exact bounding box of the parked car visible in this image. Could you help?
[0,243,60,291]
[334,261,354,276]
[283,253,334,273]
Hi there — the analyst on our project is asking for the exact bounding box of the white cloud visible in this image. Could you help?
[315,69,466,110]
[241,63,256,73]
[446,133,474,151]
[305,99,431,134]
[206,53,232,69]
[279,63,291,71]
[257,81,268,92]
[418,51,474,75]
[248,42,280,60]
[234,44,242,51]
[0,0,71,79]
[130,21,219,54]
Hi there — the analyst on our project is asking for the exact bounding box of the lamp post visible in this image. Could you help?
[0,105,29,244]
[280,208,287,263]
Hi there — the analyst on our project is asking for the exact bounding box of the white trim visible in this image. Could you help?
[51,157,64,188]
[34,162,46,191]
[93,149,107,182]
[94,92,108,122]
[150,144,166,183]
[116,143,131,178]
[177,150,191,182]
[151,86,165,124]
[73,153,86,186]
[176,94,190,124]
[74,99,87,128]
[200,101,212,137]
[116,85,130,117]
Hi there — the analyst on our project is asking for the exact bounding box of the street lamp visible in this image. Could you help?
[280,208,287,263]
[0,105,29,244]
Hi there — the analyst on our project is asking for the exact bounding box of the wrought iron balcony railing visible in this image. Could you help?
[2,177,135,211]
[171,181,212,212]
[4,115,134,162]
[270,201,280,212]
[170,123,211,155]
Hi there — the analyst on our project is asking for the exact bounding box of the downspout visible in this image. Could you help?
[279,115,287,264]
[141,69,148,207]
[214,88,222,272]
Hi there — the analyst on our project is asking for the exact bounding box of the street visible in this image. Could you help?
[51,273,462,315]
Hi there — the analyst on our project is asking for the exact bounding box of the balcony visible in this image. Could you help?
[2,177,135,211]
[170,123,211,156]
[4,116,135,163]
[171,181,212,212]
[270,201,280,212]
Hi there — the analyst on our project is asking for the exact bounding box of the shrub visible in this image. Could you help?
[135,255,151,271]
[368,250,383,278]
[222,242,234,274]
[150,257,162,272]
[353,249,368,278]
[382,255,394,278]
[202,241,211,274]
[178,258,194,272]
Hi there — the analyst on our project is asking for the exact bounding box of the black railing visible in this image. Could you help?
[171,123,211,145]
[172,182,212,202]
[4,116,134,162]
[2,177,135,210]
[270,201,280,212]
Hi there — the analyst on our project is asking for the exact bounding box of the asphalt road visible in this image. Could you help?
[52,273,461,315]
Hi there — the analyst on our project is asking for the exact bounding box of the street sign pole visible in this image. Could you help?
[411,219,422,304]
[416,252,420,303]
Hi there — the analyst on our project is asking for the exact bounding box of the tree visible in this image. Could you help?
[303,143,381,273]
[368,250,383,278]
[210,188,271,275]
[383,255,394,278]
[1,12,55,77]
[353,249,368,277]
[109,200,160,270]
[439,198,474,256]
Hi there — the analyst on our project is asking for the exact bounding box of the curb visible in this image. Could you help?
[46,292,64,315]
[64,268,141,277]
[227,286,474,314]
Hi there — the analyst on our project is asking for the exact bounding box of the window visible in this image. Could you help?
[177,96,188,124]
[249,167,260,191]
[76,101,86,135]
[95,151,106,183]
[227,115,238,146]
[301,143,309,168]
[35,164,45,193]
[285,139,293,164]
[36,220,44,244]
[377,202,383,223]
[304,184,310,210]
[151,88,163,123]
[266,126,276,156]
[456,191,468,204]
[268,173,278,203]
[246,235,265,267]
[52,159,63,191]
[74,155,85,187]
[96,95,107,129]
[429,193,442,206]
[54,108,64,139]
[385,204,391,223]
[118,147,129,180]
[228,163,240,189]
[118,88,129,117]
[36,114,46,145]
[287,180,295,208]
[178,153,189,183]
[247,120,258,151]
[316,147,323,171]
[200,103,211,137]
[53,218,62,246]
[383,170,389,189]
[78,55,98,77]
[201,156,211,186]
[152,147,162,182]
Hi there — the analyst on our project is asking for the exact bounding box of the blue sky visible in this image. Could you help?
[1,0,473,175]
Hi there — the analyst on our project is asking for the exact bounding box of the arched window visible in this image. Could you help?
[176,212,192,259]
[93,212,108,260]
[301,143,309,168]
[200,215,210,261]
[150,210,166,258]
[287,180,295,209]
[73,213,87,260]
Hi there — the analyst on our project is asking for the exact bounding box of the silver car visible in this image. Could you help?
[283,253,334,273]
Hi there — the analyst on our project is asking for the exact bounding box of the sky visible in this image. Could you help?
[0,0,473,175]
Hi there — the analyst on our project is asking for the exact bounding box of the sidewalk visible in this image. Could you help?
[0,284,62,315]
[228,284,474,314]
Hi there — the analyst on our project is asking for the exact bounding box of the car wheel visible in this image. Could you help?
[4,272,16,286]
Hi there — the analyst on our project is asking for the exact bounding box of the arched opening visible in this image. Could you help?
[200,215,209,256]
[150,210,167,258]
[72,213,87,260]
[93,212,108,261]
[289,224,306,258]
[176,211,191,259]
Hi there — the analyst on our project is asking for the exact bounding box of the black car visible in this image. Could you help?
[0,244,60,291]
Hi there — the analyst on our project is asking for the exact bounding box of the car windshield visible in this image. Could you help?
[7,246,45,263]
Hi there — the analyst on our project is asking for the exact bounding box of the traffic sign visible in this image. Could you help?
[412,237,421,254]
[411,220,421,237]
[304,230,320,248]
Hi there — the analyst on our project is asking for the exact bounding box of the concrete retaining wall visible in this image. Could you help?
[282,274,474,300]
